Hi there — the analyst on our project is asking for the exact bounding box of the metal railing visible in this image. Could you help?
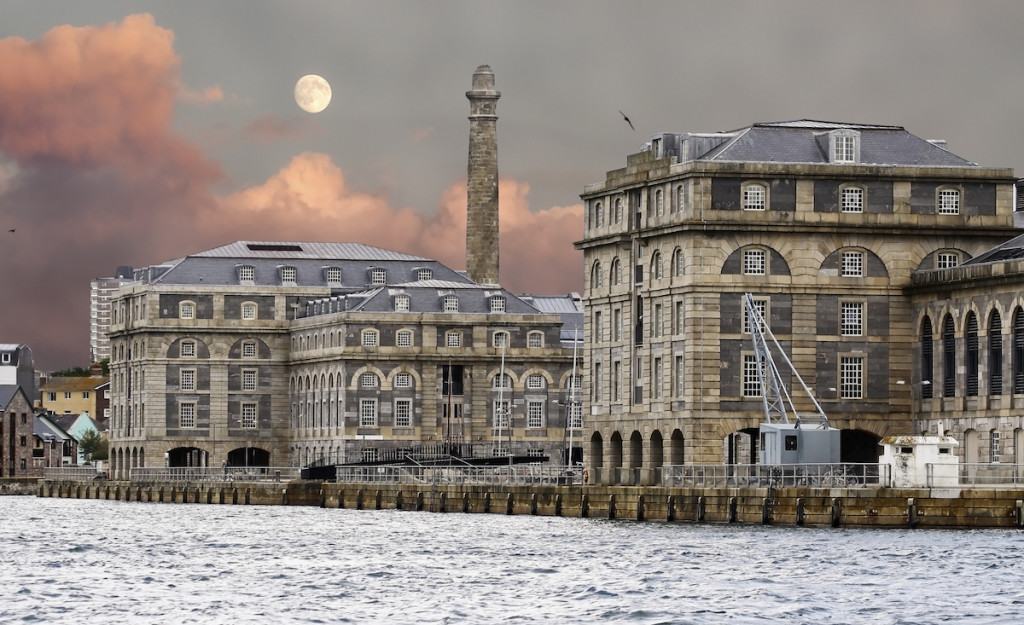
[335,464,583,486]
[660,463,889,488]
[44,467,108,482]
[928,463,1024,488]
[130,467,300,483]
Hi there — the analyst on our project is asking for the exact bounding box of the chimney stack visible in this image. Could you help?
[465,65,501,286]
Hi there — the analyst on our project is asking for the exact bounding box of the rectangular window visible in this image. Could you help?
[528,332,543,348]
[179,403,196,428]
[446,332,461,348]
[841,251,864,277]
[527,401,544,428]
[180,340,196,358]
[394,295,410,312]
[371,268,387,285]
[743,249,766,275]
[82,392,90,399]
[841,187,864,213]
[238,266,254,283]
[417,268,432,281]
[593,311,603,343]
[613,308,622,342]
[443,295,459,312]
[47,392,56,402]
[360,373,378,388]
[242,369,257,392]
[840,301,864,336]
[840,356,864,399]
[179,302,195,320]
[493,332,509,348]
[653,304,663,338]
[493,400,510,428]
[180,369,196,391]
[568,402,583,428]
[241,304,257,320]
[592,362,603,401]
[64,392,72,400]
[675,354,685,396]
[742,354,762,397]
[938,189,960,215]
[527,374,545,390]
[612,360,621,402]
[743,185,766,211]
[359,399,377,427]
[937,253,959,269]
[834,135,856,163]
[280,267,297,284]
[242,341,257,359]
[241,402,257,428]
[743,297,769,334]
[652,357,663,399]
[361,448,379,463]
[396,331,413,347]
[362,331,378,347]
[394,399,412,427]
[325,267,342,284]
[490,296,505,313]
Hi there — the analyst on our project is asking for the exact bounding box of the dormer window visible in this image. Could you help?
[417,268,433,281]
[829,129,860,164]
[394,294,411,312]
[324,267,342,286]
[280,266,297,285]
[443,294,459,313]
[237,265,255,284]
[370,268,387,285]
[489,296,506,313]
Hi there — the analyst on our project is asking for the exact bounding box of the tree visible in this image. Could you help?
[78,430,108,462]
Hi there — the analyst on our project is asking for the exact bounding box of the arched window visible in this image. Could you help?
[742,182,768,211]
[590,261,603,289]
[614,197,623,224]
[990,310,1003,396]
[492,373,512,389]
[493,331,510,348]
[527,331,544,348]
[966,312,979,397]
[361,329,379,347]
[650,251,663,280]
[671,248,684,277]
[359,372,379,388]
[921,316,933,399]
[675,184,685,213]
[610,257,621,286]
[1014,308,1024,394]
[593,201,604,228]
[942,314,956,397]
[655,189,664,216]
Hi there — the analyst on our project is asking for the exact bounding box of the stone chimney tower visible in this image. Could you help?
[465,65,501,285]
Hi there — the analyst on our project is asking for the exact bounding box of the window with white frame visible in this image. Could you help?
[417,268,433,281]
[743,183,767,211]
[489,296,506,313]
[831,130,859,163]
[238,265,255,284]
[527,332,543,348]
[568,402,583,428]
[653,303,663,338]
[526,401,544,428]
[743,249,766,275]
[180,368,196,391]
[280,266,297,285]
[361,448,379,463]
[493,331,509,348]
[990,430,1000,463]
[241,302,257,320]
[841,186,864,213]
[743,297,769,334]
[443,295,459,312]
[493,400,510,428]
[242,369,257,392]
[359,399,377,427]
[179,402,196,428]
[241,402,257,428]
[394,373,413,388]
[394,294,411,312]
[594,201,604,227]
[614,197,623,223]
[371,268,387,285]
[64,392,71,399]
[936,252,960,269]
[445,331,461,348]
[242,341,257,359]
[938,188,961,215]
[840,356,864,399]
[742,354,762,397]
[656,189,664,216]
[361,330,379,347]
[325,267,342,285]
[492,373,512,389]
[396,330,413,347]
[180,340,196,358]
[526,374,545,390]
[179,301,195,320]
[360,373,379,388]
[841,251,864,277]
[47,392,56,402]
[840,301,864,336]
[652,357,663,399]
[394,399,412,427]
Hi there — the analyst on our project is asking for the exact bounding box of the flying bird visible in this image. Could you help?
[7,229,14,233]
[619,110,635,132]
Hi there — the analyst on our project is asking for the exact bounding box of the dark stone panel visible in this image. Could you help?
[227,337,272,359]
[769,179,796,212]
[769,249,792,276]
[720,293,792,334]
[964,183,996,216]
[816,295,838,335]
[910,182,937,214]
[865,181,893,214]
[158,294,214,319]
[163,394,210,430]
[722,249,742,275]
[866,298,890,335]
[866,251,889,278]
[165,338,211,359]
[711,178,742,211]
[224,295,276,320]
[813,181,840,213]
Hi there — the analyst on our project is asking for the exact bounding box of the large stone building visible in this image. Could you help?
[575,120,1019,484]
[105,66,586,478]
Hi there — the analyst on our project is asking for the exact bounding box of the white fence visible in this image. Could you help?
[130,467,300,483]
[660,464,889,488]
[44,467,107,482]
[929,463,1024,488]
[335,464,583,486]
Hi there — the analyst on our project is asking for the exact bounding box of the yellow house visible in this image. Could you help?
[40,376,110,420]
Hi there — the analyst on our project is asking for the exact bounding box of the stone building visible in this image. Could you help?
[1,344,39,477]
[575,120,1019,484]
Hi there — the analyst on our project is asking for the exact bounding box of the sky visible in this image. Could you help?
[1,0,1023,371]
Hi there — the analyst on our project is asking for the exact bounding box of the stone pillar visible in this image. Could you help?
[466,65,501,286]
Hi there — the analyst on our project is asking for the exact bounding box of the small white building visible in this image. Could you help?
[880,435,959,488]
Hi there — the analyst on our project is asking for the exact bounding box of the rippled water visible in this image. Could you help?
[2,496,1022,624]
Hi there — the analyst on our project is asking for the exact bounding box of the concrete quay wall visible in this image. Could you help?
[34,480,1024,529]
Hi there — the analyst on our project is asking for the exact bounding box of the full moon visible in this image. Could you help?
[294,74,331,113]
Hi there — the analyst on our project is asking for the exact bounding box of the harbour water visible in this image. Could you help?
[2,496,1021,624]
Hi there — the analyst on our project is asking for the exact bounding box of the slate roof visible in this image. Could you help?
[306,284,545,316]
[962,233,1024,266]
[139,241,472,289]
[521,294,584,344]
[40,376,108,392]
[0,385,20,410]
[666,120,978,168]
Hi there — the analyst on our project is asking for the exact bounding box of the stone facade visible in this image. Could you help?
[576,121,1020,483]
